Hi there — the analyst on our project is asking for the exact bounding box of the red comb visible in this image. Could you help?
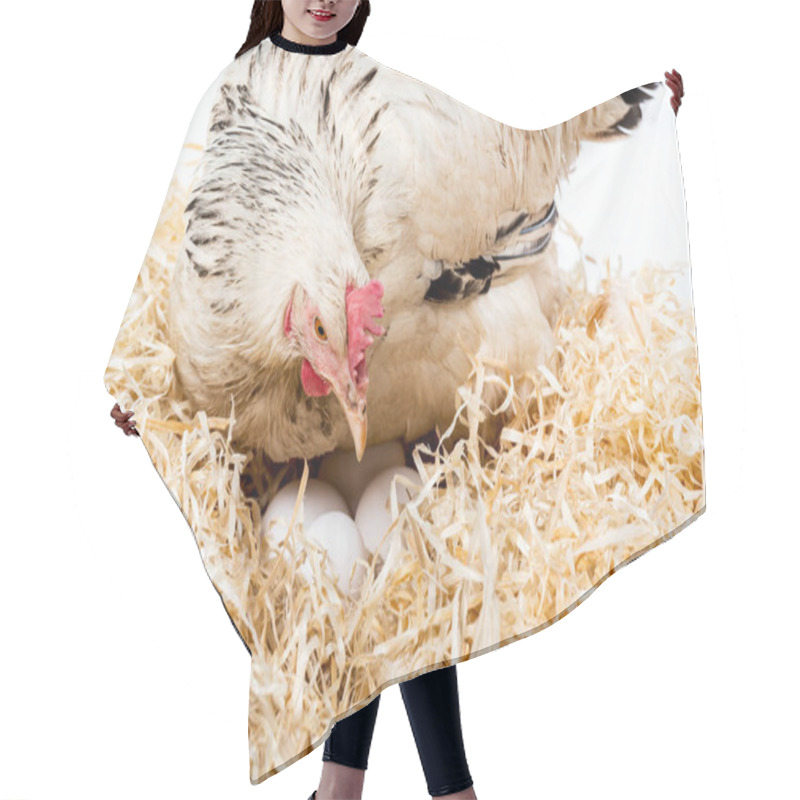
[345,280,386,390]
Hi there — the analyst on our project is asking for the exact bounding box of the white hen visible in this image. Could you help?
[168,42,658,463]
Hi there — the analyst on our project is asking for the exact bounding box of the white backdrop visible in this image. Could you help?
[1,1,796,798]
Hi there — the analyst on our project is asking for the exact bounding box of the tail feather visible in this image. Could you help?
[585,81,661,140]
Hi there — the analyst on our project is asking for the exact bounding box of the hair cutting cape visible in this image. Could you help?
[104,32,705,785]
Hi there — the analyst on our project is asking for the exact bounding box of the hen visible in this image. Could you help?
[168,45,657,462]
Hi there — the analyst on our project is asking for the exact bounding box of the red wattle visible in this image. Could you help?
[301,358,331,397]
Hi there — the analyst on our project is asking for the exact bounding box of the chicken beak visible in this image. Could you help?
[329,377,368,462]
[344,401,368,462]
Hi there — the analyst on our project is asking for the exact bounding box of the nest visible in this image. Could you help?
[104,155,705,784]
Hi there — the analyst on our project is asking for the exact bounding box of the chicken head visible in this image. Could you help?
[284,278,386,461]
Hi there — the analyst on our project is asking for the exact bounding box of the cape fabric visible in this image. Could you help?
[104,31,705,785]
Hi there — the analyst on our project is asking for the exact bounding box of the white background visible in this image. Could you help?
[1,1,797,798]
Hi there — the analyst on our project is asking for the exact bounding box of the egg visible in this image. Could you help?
[355,466,422,560]
[298,511,368,598]
[318,439,407,515]
[261,478,349,548]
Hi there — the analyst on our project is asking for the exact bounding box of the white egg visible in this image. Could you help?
[298,511,368,598]
[318,439,407,515]
[261,478,349,547]
[355,466,421,560]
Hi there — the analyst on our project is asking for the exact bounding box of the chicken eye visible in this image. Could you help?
[313,316,327,342]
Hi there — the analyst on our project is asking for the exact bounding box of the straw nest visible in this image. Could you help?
[104,161,705,784]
